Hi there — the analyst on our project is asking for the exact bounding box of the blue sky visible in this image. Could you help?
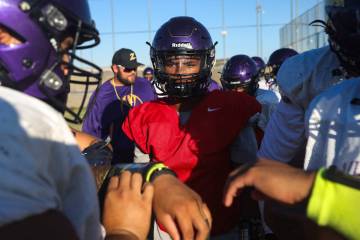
[83,0,322,68]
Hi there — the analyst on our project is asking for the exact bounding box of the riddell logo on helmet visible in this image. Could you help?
[171,42,193,49]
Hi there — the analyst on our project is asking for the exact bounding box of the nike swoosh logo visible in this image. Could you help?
[208,107,221,112]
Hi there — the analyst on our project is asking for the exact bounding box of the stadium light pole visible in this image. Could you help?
[110,0,116,53]
[295,0,299,50]
[184,0,187,16]
[147,0,152,42]
[256,0,263,58]
[290,0,293,48]
[260,5,263,58]
[221,0,227,61]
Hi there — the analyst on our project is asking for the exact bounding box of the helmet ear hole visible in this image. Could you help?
[0,25,25,45]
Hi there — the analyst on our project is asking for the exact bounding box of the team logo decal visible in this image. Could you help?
[122,94,143,107]
[171,42,193,49]
[129,53,136,61]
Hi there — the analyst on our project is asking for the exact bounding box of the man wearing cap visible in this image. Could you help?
[143,67,154,82]
[82,48,156,164]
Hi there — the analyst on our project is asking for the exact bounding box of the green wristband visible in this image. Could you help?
[145,163,177,182]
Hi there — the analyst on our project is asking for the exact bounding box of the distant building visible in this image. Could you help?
[280,1,327,53]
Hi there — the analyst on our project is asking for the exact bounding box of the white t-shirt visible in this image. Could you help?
[257,79,268,91]
[0,87,101,240]
[304,78,360,175]
[258,46,344,163]
[255,88,280,131]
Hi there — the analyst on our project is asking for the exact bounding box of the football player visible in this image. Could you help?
[0,1,154,239]
[122,16,261,239]
[221,54,279,145]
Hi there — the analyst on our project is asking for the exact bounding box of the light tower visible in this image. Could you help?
[256,0,263,58]
[221,0,227,61]
[110,0,116,52]
[147,0,152,42]
[184,0,187,16]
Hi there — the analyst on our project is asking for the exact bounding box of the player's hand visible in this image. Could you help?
[223,158,316,206]
[103,171,154,240]
[152,174,211,240]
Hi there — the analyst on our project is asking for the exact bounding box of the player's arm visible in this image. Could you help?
[102,171,210,240]
[103,172,154,240]
[71,128,111,152]
[257,99,306,163]
[307,167,360,240]
[151,173,212,240]
[131,148,212,240]
[114,159,212,240]
[99,162,211,240]
[130,146,212,240]
[224,159,360,239]
[121,109,211,240]
[223,158,314,206]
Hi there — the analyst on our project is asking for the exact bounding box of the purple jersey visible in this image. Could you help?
[82,77,156,163]
[208,79,222,92]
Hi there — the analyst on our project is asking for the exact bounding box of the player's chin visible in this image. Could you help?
[127,77,136,84]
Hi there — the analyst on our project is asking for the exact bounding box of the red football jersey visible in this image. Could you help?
[122,90,261,235]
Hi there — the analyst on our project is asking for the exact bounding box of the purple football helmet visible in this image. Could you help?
[0,0,102,123]
[143,67,154,76]
[324,0,360,76]
[221,55,258,96]
[149,16,216,98]
[251,56,266,72]
[263,48,298,85]
[143,67,154,81]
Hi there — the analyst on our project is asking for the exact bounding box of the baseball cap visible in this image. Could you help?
[112,48,143,69]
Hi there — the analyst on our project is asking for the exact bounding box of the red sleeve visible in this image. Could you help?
[122,104,150,154]
[122,102,184,160]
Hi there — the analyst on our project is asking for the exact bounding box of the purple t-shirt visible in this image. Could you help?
[82,77,156,163]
